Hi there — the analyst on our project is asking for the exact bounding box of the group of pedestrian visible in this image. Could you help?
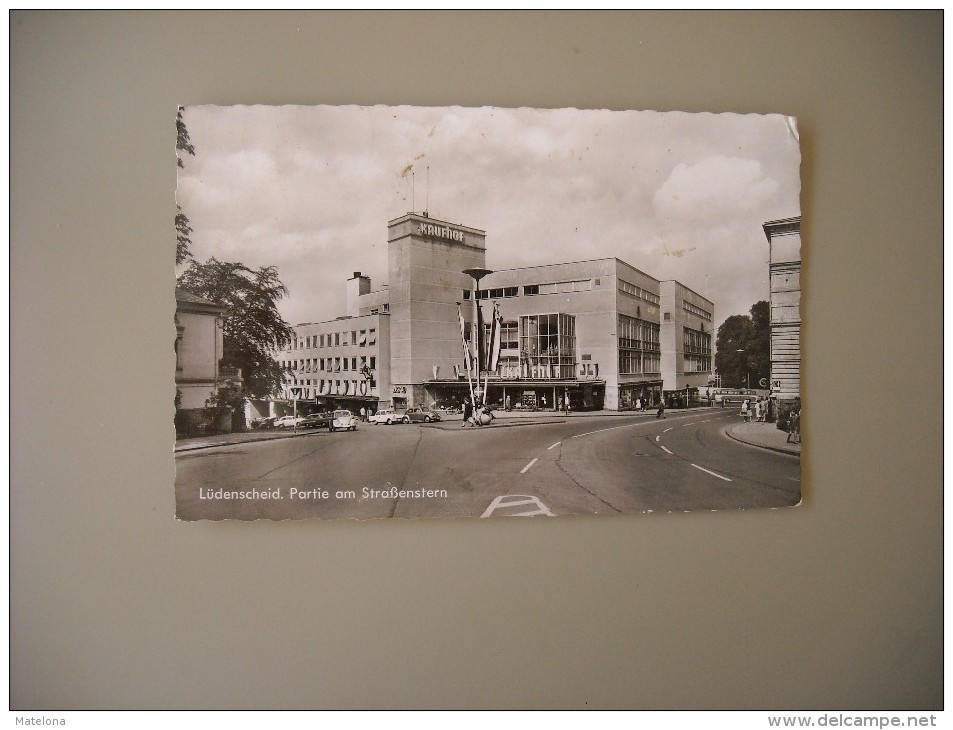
[739,396,770,424]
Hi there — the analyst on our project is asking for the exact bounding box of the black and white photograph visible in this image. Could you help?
[174,104,802,521]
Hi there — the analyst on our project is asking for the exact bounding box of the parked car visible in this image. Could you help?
[298,412,332,430]
[251,416,277,430]
[329,409,358,432]
[405,407,442,423]
[274,415,305,429]
[369,408,409,425]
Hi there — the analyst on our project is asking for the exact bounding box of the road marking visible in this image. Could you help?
[691,464,732,481]
[655,435,660,442]
[663,427,674,433]
[547,442,561,450]
[520,458,539,474]
[682,422,696,427]
[659,445,673,455]
[481,495,556,518]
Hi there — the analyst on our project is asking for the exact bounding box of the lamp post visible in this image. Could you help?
[736,348,750,389]
[463,268,493,405]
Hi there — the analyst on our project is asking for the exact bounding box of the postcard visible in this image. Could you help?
[174,104,802,520]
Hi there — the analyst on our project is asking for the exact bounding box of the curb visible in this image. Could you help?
[174,428,322,453]
[723,424,801,457]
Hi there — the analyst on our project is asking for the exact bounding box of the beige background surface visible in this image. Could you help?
[10,11,942,709]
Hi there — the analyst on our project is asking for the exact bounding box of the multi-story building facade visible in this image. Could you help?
[659,280,714,398]
[763,216,802,407]
[274,213,712,414]
[175,287,242,432]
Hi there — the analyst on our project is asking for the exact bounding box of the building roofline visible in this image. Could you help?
[387,211,487,236]
[762,216,801,239]
[486,256,661,285]
[658,279,715,307]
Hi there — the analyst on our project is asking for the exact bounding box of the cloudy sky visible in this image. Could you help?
[176,104,801,333]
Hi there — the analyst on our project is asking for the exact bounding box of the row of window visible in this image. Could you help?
[292,328,377,350]
[618,279,661,305]
[283,356,377,373]
[683,328,712,356]
[463,279,594,300]
[618,314,662,375]
[683,300,712,321]
[684,356,712,373]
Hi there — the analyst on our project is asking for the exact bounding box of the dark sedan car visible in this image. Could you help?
[298,412,332,429]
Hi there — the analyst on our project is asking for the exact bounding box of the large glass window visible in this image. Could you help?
[519,313,576,379]
[618,314,660,375]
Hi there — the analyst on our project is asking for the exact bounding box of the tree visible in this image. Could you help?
[714,300,770,388]
[177,258,294,399]
[175,206,193,266]
[175,107,195,265]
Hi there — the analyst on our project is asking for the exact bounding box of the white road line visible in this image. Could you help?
[520,458,538,474]
[691,464,732,481]
[659,445,673,455]
[663,427,674,433]
[682,422,696,427]
[655,435,660,442]
[547,442,561,450]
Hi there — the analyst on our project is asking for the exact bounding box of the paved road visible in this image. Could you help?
[174,410,800,520]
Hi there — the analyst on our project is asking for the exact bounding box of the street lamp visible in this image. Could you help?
[736,348,750,389]
[463,268,493,405]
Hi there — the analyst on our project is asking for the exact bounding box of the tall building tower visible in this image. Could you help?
[386,213,487,409]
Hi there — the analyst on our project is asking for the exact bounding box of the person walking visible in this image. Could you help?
[753,398,761,423]
[360,406,367,422]
[656,400,665,419]
[462,397,472,428]
[741,398,751,423]
[541,394,547,411]
[564,390,571,415]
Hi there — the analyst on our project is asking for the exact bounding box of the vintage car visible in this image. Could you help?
[405,407,442,423]
[298,412,332,430]
[329,409,359,432]
[274,415,305,429]
[368,408,409,425]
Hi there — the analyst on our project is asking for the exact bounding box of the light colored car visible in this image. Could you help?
[369,408,409,425]
[274,415,304,429]
[405,407,442,423]
[329,409,358,432]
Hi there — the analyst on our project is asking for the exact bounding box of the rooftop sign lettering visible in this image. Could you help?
[418,222,465,243]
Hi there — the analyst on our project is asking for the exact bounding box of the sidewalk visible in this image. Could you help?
[174,407,784,452]
[724,420,802,456]
[174,407,676,450]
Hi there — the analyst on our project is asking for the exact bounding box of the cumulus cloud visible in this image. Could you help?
[653,156,779,225]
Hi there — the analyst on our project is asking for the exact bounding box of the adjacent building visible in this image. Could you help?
[275,213,713,414]
[175,287,241,432]
[763,216,802,407]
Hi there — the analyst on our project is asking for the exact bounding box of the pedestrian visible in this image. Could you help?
[656,400,665,419]
[753,399,761,423]
[564,391,571,415]
[741,398,751,423]
[541,394,547,410]
[462,397,472,428]
[360,406,367,422]
[635,397,641,412]
[505,395,511,412]
[787,407,801,443]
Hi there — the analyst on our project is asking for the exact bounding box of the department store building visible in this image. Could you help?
[275,213,713,413]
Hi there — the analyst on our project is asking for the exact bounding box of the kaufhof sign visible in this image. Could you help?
[418,222,465,243]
